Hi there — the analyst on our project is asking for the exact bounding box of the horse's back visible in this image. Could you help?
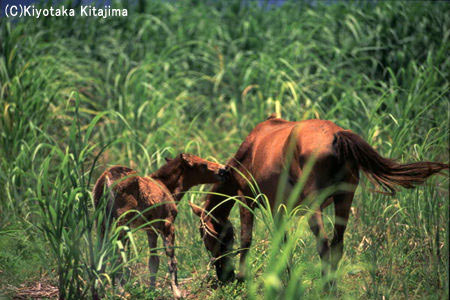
[232,118,350,203]
[243,118,343,169]
[110,172,175,228]
[295,119,343,156]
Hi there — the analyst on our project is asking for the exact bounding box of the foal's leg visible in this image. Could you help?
[328,192,354,289]
[308,208,330,280]
[147,230,159,287]
[163,222,182,299]
[115,229,131,285]
[238,203,254,280]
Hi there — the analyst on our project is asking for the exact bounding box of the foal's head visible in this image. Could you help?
[174,153,229,185]
[152,153,229,197]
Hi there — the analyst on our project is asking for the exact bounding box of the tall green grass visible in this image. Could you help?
[0,0,448,298]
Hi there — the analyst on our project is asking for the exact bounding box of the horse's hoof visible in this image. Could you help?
[217,270,235,283]
[173,290,183,299]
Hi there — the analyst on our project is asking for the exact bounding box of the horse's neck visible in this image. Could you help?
[172,176,198,201]
[161,178,194,202]
[150,160,188,201]
[151,161,180,188]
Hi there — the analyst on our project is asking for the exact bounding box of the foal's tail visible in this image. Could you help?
[92,173,115,237]
[334,130,449,195]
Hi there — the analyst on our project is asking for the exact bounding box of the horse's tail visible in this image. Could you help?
[93,172,115,238]
[334,130,449,195]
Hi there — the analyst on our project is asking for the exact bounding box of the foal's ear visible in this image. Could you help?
[180,153,195,167]
[165,157,173,162]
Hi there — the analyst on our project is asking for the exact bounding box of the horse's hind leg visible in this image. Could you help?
[163,222,182,299]
[329,192,354,289]
[308,208,330,280]
[147,230,159,287]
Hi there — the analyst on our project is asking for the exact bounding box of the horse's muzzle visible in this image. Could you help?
[215,260,235,282]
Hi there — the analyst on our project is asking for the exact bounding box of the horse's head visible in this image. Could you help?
[202,217,235,282]
[169,153,229,185]
[190,190,236,282]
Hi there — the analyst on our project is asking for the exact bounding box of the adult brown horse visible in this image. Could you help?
[192,116,448,286]
[93,153,228,298]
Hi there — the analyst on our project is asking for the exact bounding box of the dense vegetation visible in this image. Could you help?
[0,0,448,298]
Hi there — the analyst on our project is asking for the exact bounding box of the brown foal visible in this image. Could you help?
[93,153,228,298]
[193,116,448,287]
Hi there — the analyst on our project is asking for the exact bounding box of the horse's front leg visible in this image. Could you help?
[163,221,182,299]
[237,202,254,281]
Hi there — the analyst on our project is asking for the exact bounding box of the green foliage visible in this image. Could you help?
[0,0,448,299]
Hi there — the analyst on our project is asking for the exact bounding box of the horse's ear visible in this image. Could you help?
[189,202,203,217]
[165,157,172,162]
[180,153,194,167]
